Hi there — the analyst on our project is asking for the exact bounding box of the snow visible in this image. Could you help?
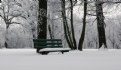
[0,49,121,70]
[39,48,70,51]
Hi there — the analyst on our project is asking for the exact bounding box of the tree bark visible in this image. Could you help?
[61,0,76,49]
[38,0,47,39]
[70,0,77,49]
[48,25,54,39]
[95,2,107,48]
[78,0,87,51]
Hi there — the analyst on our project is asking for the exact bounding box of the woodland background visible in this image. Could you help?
[0,0,121,50]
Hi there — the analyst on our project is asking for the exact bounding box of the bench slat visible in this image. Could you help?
[33,39,62,42]
[34,46,63,48]
[34,42,62,46]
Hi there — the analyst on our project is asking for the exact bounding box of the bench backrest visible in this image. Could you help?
[33,39,63,48]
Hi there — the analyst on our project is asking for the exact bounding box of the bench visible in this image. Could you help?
[33,39,70,55]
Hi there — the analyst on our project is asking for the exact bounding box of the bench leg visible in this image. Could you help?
[61,51,64,54]
[36,48,40,53]
[61,50,69,54]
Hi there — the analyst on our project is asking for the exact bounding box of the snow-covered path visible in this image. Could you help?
[0,49,121,70]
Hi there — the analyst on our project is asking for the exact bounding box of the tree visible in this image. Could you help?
[38,0,47,39]
[95,1,107,48]
[0,0,37,48]
[60,0,77,50]
[78,0,87,51]
[69,0,77,49]
[61,0,73,49]
[0,0,26,48]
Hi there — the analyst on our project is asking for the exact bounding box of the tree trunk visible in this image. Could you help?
[70,0,77,49]
[95,2,107,48]
[5,22,11,48]
[61,0,75,50]
[48,25,54,39]
[78,0,87,51]
[38,0,47,39]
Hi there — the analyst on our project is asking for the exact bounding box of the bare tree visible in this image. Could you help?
[69,0,77,49]
[78,0,87,51]
[0,0,26,48]
[95,1,107,48]
[61,0,77,49]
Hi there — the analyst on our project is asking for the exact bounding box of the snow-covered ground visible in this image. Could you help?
[0,49,121,70]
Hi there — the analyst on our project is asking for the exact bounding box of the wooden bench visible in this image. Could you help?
[33,39,70,55]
